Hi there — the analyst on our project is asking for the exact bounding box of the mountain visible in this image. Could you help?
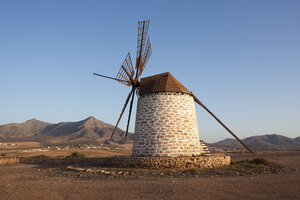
[209,138,242,149]
[209,134,300,150]
[2,118,298,149]
[295,137,300,143]
[0,119,51,139]
[218,138,237,143]
[242,134,300,149]
[0,117,134,144]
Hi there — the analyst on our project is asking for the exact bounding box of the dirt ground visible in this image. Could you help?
[0,142,132,158]
[0,151,300,200]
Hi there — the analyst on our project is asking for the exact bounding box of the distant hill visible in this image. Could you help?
[1,118,299,149]
[209,134,300,150]
[0,117,134,144]
[0,119,51,139]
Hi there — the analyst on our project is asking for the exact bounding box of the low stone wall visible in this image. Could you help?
[21,154,230,169]
[103,154,230,169]
[0,158,19,165]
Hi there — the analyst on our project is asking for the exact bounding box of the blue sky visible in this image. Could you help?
[0,0,299,142]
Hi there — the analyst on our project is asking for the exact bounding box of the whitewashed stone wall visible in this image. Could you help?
[133,92,204,157]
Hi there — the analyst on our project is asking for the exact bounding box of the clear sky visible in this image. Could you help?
[0,0,299,142]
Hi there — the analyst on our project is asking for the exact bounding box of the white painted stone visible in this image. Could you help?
[133,92,204,157]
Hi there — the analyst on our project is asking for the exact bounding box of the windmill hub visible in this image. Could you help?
[134,81,140,87]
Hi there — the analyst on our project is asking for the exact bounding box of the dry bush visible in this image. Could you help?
[67,152,86,158]
[234,157,270,168]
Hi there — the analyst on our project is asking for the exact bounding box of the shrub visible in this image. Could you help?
[32,154,48,158]
[69,152,85,158]
[183,168,201,175]
[233,157,271,168]
[252,158,270,166]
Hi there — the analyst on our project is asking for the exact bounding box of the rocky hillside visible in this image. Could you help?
[209,134,300,150]
[0,117,134,144]
[0,119,51,139]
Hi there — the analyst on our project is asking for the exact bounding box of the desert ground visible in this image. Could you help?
[0,143,300,200]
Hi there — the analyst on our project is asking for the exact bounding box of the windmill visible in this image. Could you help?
[93,20,151,141]
[94,20,256,157]
[132,72,256,157]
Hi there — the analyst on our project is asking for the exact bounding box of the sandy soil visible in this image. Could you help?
[0,142,132,158]
[0,151,300,200]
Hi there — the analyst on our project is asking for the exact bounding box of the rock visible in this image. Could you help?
[66,166,84,172]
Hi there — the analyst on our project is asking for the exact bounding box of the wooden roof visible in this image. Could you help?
[138,72,192,95]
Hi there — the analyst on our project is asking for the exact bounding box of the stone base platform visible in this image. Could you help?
[20,154,231,170]
[102,154,231,169]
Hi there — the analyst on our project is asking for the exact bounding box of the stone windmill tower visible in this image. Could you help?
[132,72,205,157]
[94,20,257,158]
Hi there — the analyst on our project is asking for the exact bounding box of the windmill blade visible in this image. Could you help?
[192,93,257,157]
[124,87,136,141]
[93,73,130,84]
[137,37,152,79]
[110,89,134,140]
[116,53,135,86]
[136,20,150,75]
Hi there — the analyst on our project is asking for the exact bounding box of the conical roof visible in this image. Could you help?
[138,72,192,95]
